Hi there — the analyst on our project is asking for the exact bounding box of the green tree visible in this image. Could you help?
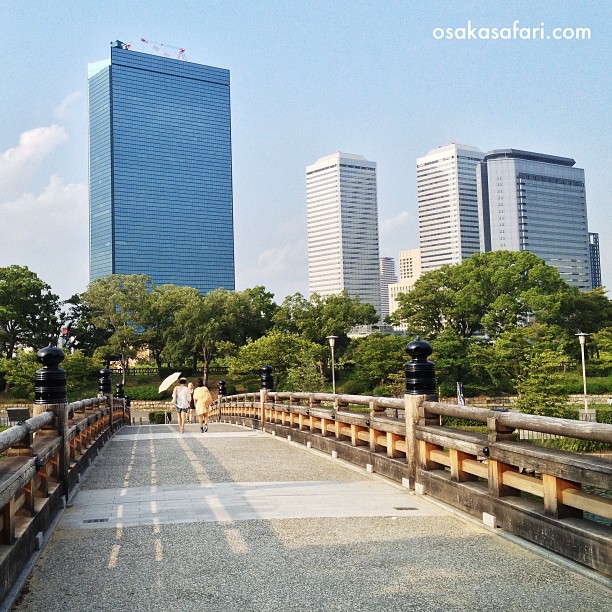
[172,288,275,385]
[1,349,101,400]
[274,291,378,354]
[391,252,572,339]
[0,350,39,398]
[142,284,200,376]
[241,286,278,340]
[465,323,566,396]
[0,265,61,360]
[560,287,612,337]
[63,350,101,397]
[514,349,570,417]
[348,334,407,389]
[80,274,154,383]
[430,329,473,397]
[64,293,113,357]
[227,330,325,391]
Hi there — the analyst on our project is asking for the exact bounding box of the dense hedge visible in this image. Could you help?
[148,411,171,424]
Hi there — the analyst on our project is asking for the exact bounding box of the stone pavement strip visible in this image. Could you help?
[14,423,612,612]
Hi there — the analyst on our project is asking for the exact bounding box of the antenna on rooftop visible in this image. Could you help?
[140,37,187,61]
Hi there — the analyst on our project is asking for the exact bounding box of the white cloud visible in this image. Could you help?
[236,240,308,299]
[379,210,419,259]
[0,175,88,300]
[380,210,413,230]
[0,126,68,199]
[54,91,83,119]
[1,125,67,168]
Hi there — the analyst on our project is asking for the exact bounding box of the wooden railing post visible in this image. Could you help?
[260,366,274,428]
[403,337,438,490]
[404,394,423,490]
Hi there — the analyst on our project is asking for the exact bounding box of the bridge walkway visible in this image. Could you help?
[14,423,611,611]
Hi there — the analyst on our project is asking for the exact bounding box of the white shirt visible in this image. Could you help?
[173,385,191,409]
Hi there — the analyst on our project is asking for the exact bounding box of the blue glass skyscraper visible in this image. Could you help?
[88,41,234,293]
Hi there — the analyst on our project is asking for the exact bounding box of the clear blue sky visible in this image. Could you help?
[1,1,610,301]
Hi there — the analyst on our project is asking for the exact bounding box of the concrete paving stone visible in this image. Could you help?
[16,517,612,612]
[13,422,612,611]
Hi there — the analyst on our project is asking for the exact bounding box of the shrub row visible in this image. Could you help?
[148,411,172,424]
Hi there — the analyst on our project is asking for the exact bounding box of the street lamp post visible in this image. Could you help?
[326,335,338,394]
[576,332,589,419]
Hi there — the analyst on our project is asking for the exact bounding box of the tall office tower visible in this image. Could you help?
[589,232,601,289]
[379,257,397,320]
[306,152,381,314]
[388,248,422,328]
[416,144,485,272]
[477,149,591,290]
[88,41,235,293]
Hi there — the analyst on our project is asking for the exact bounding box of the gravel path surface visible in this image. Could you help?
[14,423,612,611]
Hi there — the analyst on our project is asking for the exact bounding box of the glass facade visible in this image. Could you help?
[589,232,601,289]
[477,150,591,290]
[88,44,235,293]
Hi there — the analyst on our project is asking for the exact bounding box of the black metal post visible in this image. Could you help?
[404,337,438,401]
[99,368,113,431]
[260,365,274,391]
[35,346,69,498]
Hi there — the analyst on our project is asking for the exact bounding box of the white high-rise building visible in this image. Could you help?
[417,144,485,272]
[379,257,397,320]
[477,149,592,290]
[306,152,381,314]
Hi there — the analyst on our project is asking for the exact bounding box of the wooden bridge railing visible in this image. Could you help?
[210,389,611,577]
[0,348,130,605]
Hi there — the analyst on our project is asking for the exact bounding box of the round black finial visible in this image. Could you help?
[260,365,274,391]
[99,368,112,394]
[405,337,433,360]
[404,337,438,399]
[116,382,125,398]
[35,345,67,404]
[218,379,227,397]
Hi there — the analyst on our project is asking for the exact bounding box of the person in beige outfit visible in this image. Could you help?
[193,377,213,432]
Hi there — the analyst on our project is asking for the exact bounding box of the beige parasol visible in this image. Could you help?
[158,372,182,393]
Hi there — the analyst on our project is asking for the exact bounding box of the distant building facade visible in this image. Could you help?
[477,149,591,290]
[589,232,601,288]
[306,152,381,314]
[417,144,485,272]
[379,257,397,320]
[88,41,235,293]
[388,248,422,330]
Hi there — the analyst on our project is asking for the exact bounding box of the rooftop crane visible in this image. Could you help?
[140,37,187,61]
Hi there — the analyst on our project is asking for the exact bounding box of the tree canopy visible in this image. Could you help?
[226,330,325,391]
[273,291,378,350]
[391,251,575,339]
[80,274,154,382]
[0,265,61,359]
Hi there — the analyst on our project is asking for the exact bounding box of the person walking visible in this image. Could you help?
[187,382,195,424]
[172,377,191,433]
[193,377,213,433]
